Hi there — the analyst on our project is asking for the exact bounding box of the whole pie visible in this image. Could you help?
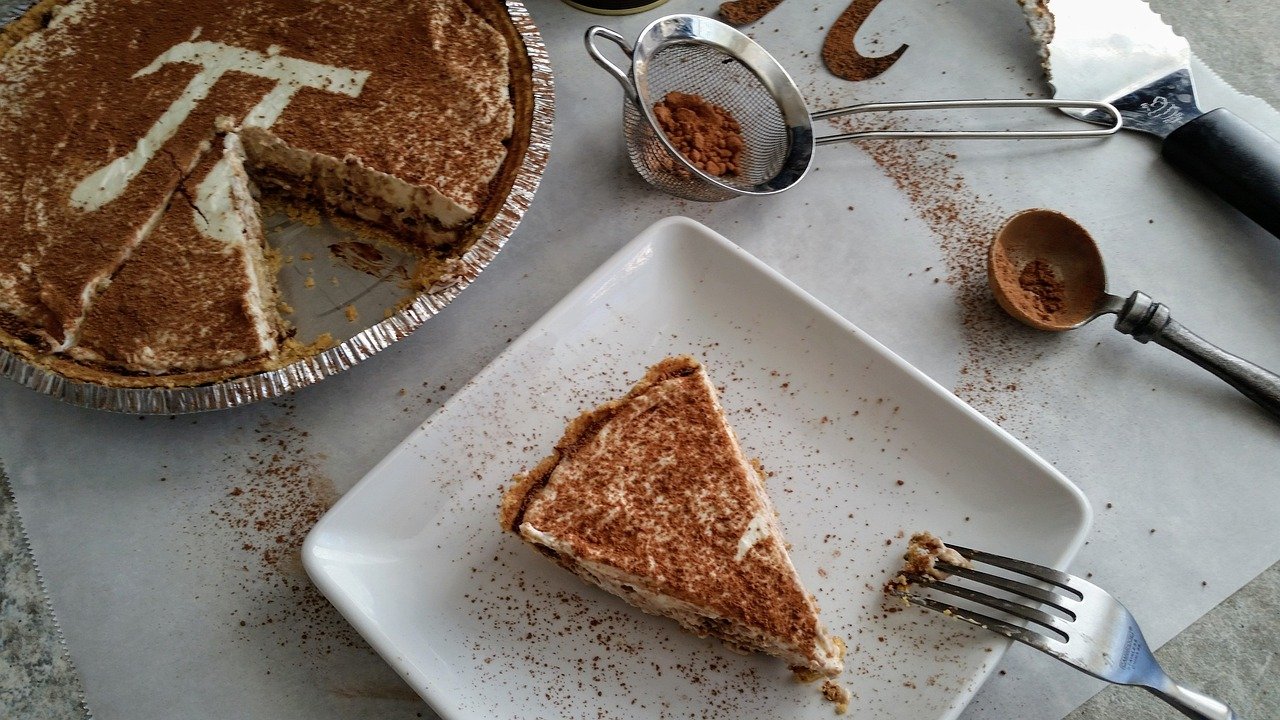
[0,0,535,386]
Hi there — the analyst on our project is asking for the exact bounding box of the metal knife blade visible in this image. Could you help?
[1020,0,1199,137]
[1019,0,1280,238]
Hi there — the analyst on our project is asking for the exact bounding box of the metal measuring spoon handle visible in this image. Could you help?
[1113,290,1280,417]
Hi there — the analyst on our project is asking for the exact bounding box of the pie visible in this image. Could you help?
[0,0,534,386]
[500,356,846,678]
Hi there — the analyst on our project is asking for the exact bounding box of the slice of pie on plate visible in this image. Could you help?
[500,355,845,678]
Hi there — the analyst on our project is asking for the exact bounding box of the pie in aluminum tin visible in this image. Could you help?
[0,0,554,414]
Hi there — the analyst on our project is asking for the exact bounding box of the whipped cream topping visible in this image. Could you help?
[735,511,772,562]
[71,40,368,213]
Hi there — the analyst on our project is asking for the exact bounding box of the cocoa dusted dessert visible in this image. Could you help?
[501,356,847,683]
[0,0,534,385]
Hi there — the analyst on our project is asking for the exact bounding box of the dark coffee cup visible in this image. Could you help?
[561,0,670,15]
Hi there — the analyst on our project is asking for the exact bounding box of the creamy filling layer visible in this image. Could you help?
[522,524,843,675]
[239,125,472,246]
[206,131,280,360]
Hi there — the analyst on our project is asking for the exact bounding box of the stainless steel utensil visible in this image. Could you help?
[989,209,1280,418]
[890,543,1240,720]
[585,14,1120,202]
[1020,0,1280,238]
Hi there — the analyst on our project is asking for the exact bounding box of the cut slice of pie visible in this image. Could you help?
[70,132,283,375]
[500,355,845,677]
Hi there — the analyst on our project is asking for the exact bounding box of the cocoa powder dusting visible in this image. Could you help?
[0,0,523,375]
[823,0,908,82]
[205,402,363,656]
[835,124,1046,429]
[718,0,907,82]
[1015,259,1065,323]
[511,358,824,651]
[718,0,785,26]
[653,92,745,178]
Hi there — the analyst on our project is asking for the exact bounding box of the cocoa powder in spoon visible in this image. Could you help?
[1015,259,1066,323]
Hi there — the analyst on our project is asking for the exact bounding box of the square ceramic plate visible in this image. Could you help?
[303,216,1091,719]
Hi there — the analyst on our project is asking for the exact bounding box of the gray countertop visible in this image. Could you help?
[2,1,1278,718]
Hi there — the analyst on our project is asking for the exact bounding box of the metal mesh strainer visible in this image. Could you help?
[587,15,1121,202]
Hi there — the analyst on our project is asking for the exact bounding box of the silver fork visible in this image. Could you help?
[888,543,1239,720]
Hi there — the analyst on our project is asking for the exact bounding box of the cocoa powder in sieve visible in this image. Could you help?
[653,92,745,177]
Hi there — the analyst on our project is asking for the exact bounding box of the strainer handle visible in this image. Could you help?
[585,27,638,102]
[810,99,1122,142]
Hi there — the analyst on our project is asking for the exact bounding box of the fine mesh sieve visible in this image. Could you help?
[586,15,1122,202]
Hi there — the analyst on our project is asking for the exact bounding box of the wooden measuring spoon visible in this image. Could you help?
[988,208,1280,418]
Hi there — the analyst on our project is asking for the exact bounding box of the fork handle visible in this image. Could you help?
[1146,681,1239,720]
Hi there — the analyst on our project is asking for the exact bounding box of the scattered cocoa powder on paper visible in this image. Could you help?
[206,402,363,656]
[814,115,1043,428]
[653,91,745,177]
[714,10,1036,431]
[718,0,908,86]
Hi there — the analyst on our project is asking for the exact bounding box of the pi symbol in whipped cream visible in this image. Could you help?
[70,41,369,215]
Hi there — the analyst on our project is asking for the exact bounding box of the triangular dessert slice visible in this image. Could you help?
[501,356,845,677]
[70,131,284,374]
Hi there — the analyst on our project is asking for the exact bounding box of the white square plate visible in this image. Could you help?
[303,216,1091,719]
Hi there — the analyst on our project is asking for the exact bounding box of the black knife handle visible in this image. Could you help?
[1161,108,1280,238]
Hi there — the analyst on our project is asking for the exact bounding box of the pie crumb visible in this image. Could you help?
[822,680,851,714]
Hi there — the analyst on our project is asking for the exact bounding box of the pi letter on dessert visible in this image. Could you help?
[70,41,370,214]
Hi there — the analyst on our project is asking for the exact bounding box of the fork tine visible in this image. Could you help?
[934,562,1075,614]
[945,543,1081,597]
[898,545,1241,720]
[890,590,1057,654]
[911,578,1070,640]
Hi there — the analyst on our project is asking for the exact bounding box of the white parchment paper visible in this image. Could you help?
[4,0,1279,718]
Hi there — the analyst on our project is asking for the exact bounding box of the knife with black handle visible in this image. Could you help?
[1163,108,1280,236]
[1020,0,1280,239]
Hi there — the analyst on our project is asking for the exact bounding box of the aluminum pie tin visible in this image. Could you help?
[0,0,554,414]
